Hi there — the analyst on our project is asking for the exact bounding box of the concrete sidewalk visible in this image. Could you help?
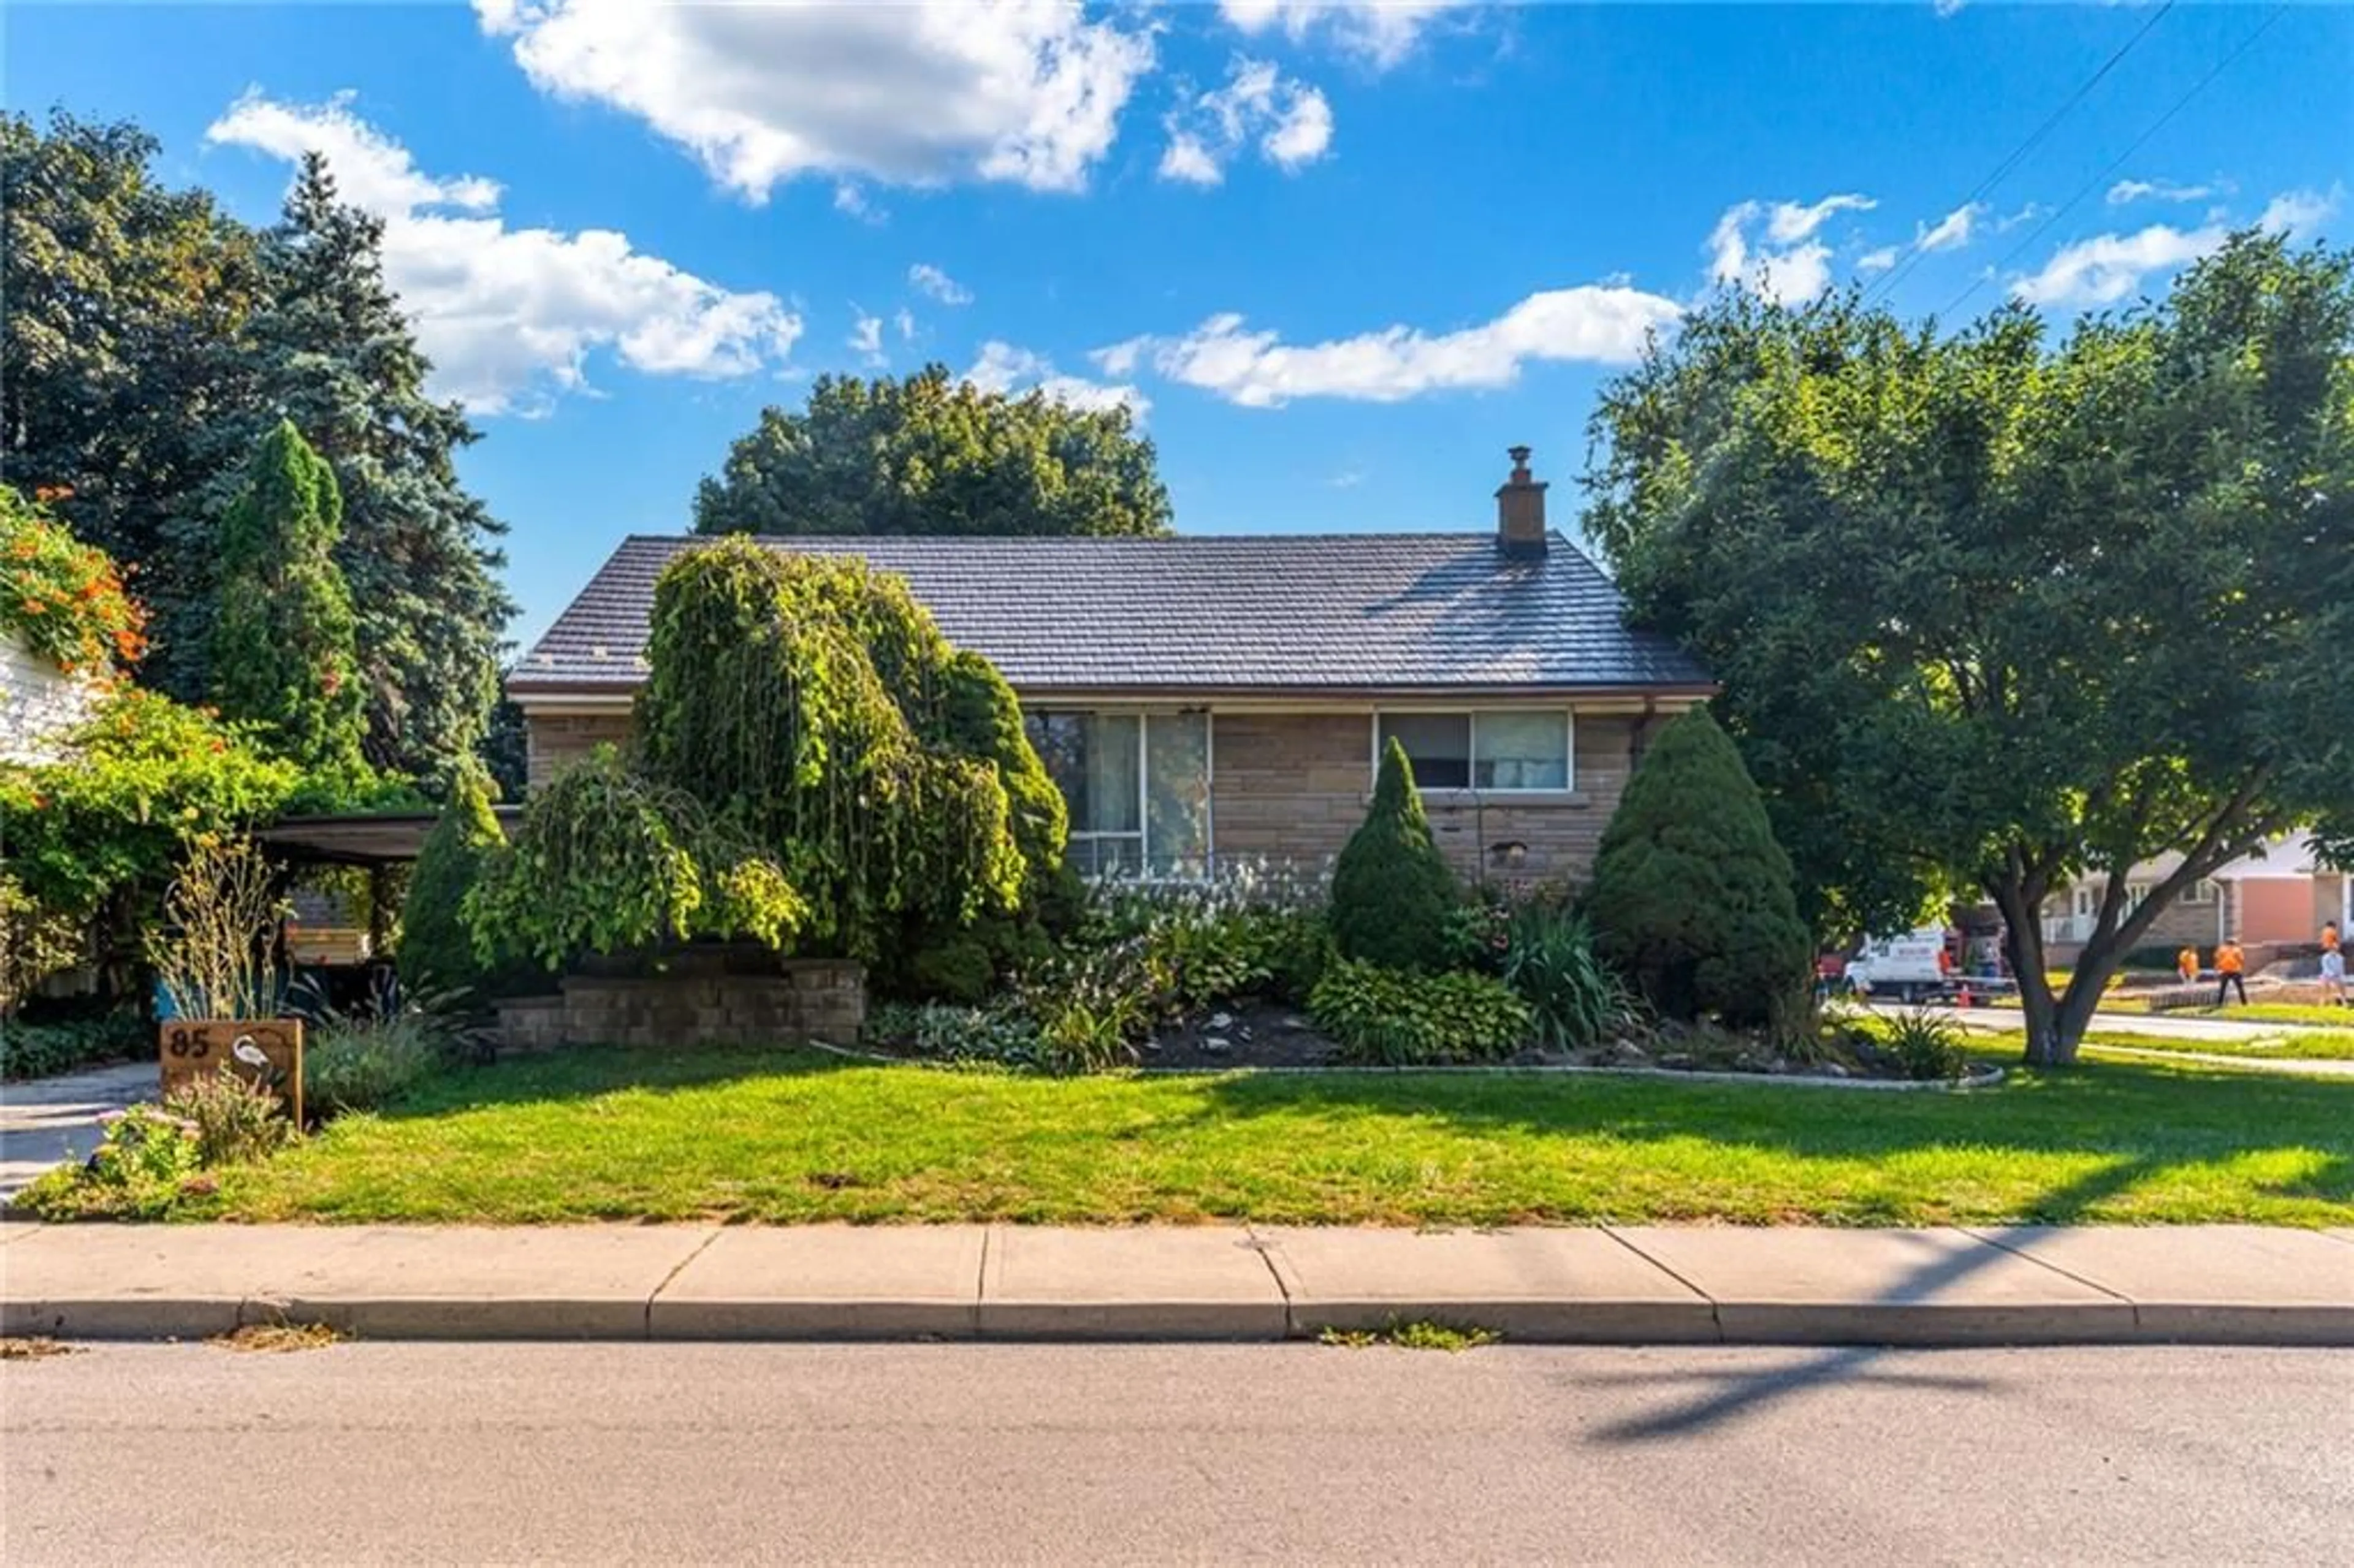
[5,1222,2349,1347]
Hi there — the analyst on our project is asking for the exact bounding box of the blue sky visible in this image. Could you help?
[9,2,2348,646]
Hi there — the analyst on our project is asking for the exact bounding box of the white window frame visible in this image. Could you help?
[1028,708,1215,881]
[2182,878,2218,906]
[1369,708,1577,796]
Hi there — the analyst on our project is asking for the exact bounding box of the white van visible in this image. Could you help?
[1845,927,1954,1003]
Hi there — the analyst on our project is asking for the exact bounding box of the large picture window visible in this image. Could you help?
[1376,710,1572,793]
[1027,710,1210,879]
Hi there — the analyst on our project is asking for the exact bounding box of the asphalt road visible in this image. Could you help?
[4,1342,2347,1564]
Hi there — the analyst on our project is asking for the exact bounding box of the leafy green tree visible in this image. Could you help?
[1328,739,1458,972]
[209,420,368,781]
[1583,233,2354,1063]
[0,687,299,999]
[693,367,1172,538]
[2,121,509,783]
[1582,709,1811,1028]
[398,767,505,996]
[0,111,261,685]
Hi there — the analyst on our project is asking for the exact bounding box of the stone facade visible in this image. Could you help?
[494,956,866,1052]
[517,701,1646,891]
[1211,709,1639,891]
[526,709,632,790]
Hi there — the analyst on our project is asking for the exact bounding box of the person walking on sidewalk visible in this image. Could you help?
[2214,938,2249,1008]
[2321,921,2345,1007]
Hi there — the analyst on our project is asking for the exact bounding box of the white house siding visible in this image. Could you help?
[0,628,96,765]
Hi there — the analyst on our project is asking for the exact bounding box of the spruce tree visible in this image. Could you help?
[1328,738,1458,971]
[1583,707,1810,1027]
[400,765,505,996]
[210,419,368,780]
[183,154,512,782]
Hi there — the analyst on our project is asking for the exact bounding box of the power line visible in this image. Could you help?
[1864,0,2178,306]
[1942,4,2287,319]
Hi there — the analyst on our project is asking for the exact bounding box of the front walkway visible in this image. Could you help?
[0,1062,154,1202]
[4,1221,2348,1346]
[1910,1003,2321,1044]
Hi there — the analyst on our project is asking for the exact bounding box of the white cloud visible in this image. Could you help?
[476,0,1156,200]
[1159,134,1224,186]
[1100,284,1682,408]
[1708,194,1876,303]
[832,183,886,224]
[1764,193,1875,245]
[908,264,973,305]
[848,310,885,366]
[1857,246,1901,275]
[894,307,918,343]
[207,92,799,416]
[2106,178,2219,206]
[1159,58,1333,185]
[1933,0,1967,18]
[2011,223,2227,308]
[1218,1,1471,69]
[1994,202,2045,233]
[2260,186,2341,242]
[1916,201,1983,253]
[966,340,1149,418]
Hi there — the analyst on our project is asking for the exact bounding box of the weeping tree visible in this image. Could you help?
[469,538,1065,977]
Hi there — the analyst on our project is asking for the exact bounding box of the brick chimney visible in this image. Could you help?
[1496,444,1547,558]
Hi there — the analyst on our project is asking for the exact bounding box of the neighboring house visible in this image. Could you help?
[507,451,1715,889]
[0,626,97,766]
[2041,835,2352,961]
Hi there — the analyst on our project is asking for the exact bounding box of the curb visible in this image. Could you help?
[7,1296,2347,1348]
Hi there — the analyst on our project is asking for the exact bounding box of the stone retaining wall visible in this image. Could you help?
[494,959,865,1052]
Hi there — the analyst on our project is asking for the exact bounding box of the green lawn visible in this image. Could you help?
[166,1045,2354,1228]
[2079,1030,2354,1062]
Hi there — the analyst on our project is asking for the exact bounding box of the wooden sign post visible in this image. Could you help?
[159,1019,303,1128]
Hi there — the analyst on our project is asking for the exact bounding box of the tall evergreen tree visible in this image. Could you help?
[210,420,368,780]
[182,154,512,782]
[1583,709,1811,1029]
[1328,739,1459,972]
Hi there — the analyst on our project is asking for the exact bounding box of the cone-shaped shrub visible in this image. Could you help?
[1583,707,1810,1027]
[1328,737,1458,971]
[398,767,505,996]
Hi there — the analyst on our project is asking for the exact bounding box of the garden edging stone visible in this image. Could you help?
[799,1038,2008,1091]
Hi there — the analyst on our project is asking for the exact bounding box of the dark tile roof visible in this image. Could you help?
[509,533,1712,697]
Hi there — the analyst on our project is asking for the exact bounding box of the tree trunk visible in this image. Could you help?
[1988,875,2066,1066]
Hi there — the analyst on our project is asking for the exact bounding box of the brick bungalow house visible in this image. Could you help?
[506,451,1714,891]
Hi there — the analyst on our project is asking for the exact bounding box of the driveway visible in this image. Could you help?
[0,1061,154,1203]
